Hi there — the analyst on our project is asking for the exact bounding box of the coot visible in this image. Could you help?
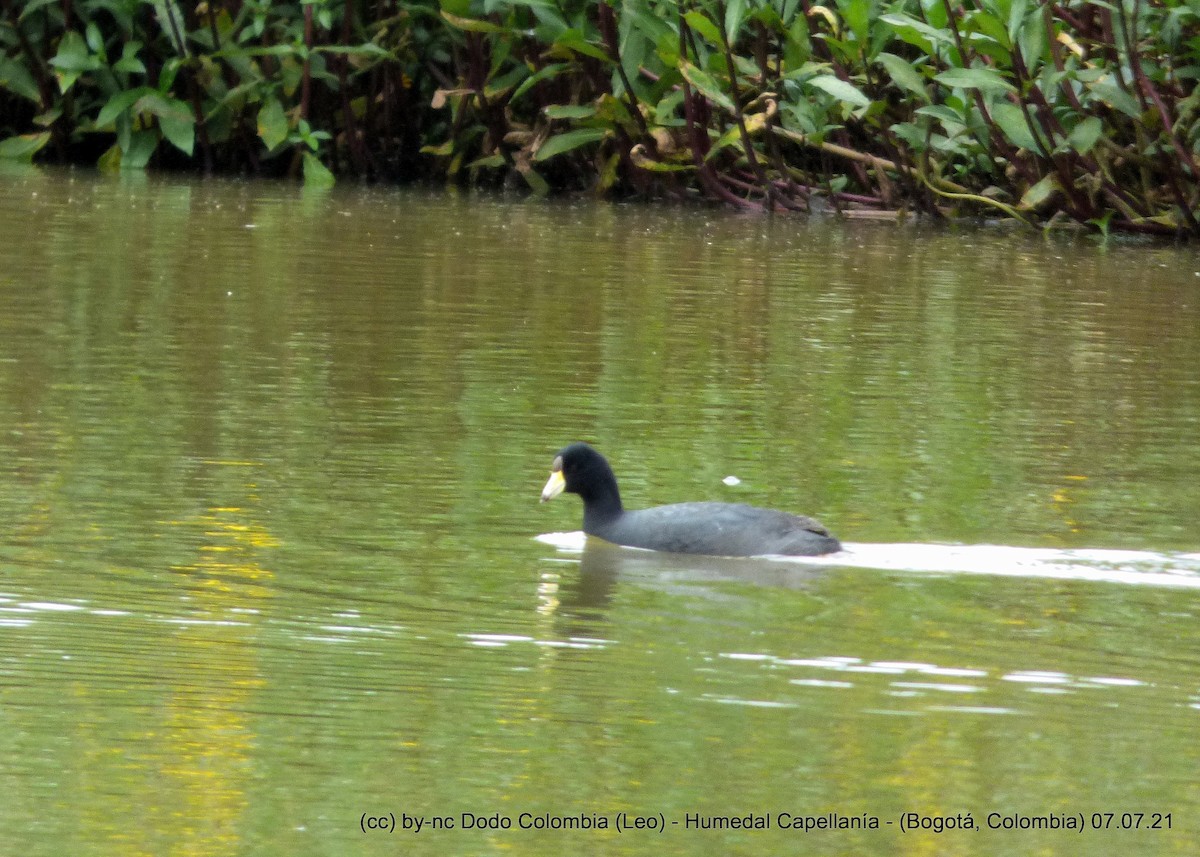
[540,443,841,557]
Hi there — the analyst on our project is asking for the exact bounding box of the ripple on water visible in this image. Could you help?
[709,651,1163,718]
[537,534,1200,589]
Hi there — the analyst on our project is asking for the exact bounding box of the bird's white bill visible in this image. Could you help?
[540,469,566,502]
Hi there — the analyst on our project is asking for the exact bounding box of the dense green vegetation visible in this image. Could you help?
[3,1,1200,234]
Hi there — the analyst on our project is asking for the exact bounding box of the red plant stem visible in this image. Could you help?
[598,2,650,142]
[676,14,755,209]
[716,0,773,208]
[1044,5,1086,115]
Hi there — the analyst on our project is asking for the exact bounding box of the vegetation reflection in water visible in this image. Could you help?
[0,171,1197,856]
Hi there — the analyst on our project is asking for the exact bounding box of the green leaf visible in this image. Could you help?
[1019,173,1059,209]
[915,104,966,128]
[1066,116,1103,155]
[96,87,155,128]
[467,153,506,169]
[33,108,61,127]
[54,71,80,95]
[121,129,158,169]
[915,104,968,140]
[113,42,148,75]
[524,1,570,40]
[552,30,610,62]
[85,22,105,57]
[0,132,51,161]
[889,121,929,151]
[502,0,562,11]
[49,30,99,92]
[779,0,803,24]
[302,152,336,186]
[0,56,43,103]
[18,0,60,22]
[594,93,632,126]
[134,92,193,131]
[489,56,525,94]
[97,143,122,172]
[679,62,736,113]
[841,0,870,43]
[116,110,132,153]
[597,151,620,191]
[654,31,680,70]
[511,63,568,103]
[934,66,1015,93]
[159,111,195,155]
[779,99,821,135]
[517,163,550,194]
[620,0,676,48]
[420,140,455,157]
[159,57,183,93]
[50,31,99,74]
[534,127,607,161]
[1006,0,1031,45]
[113,54,148,75]
[212,44,300,60]
[875,53,929,102]
[313,43,393,60]
[544,104,597,120]
[990,101,1043,152]
[257,97,289,150]
[653,88,687,125]
[440,11,504,33]
[1085,76,1141,119]
[683,11,723,46]
[154,0,189,55]
[879,13,955,51]
[807,74,871,108]
[966,10,1012,52]
[706,124,744,159]
[783,18,810,69]
[725,0,749,43]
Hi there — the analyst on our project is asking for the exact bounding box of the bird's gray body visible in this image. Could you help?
[587,501,840,557]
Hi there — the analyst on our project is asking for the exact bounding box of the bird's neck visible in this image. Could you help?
[581,481,624,532]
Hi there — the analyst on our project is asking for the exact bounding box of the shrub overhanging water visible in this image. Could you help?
[2,1,1198,235]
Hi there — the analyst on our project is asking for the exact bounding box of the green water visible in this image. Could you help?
[0,169,1198,856]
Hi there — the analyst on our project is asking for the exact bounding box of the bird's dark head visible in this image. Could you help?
[540,442,619,505]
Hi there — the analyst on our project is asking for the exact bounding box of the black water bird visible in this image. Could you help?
[540,443,841,557]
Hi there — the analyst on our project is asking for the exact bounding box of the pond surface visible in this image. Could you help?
[0,168,1198,856]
